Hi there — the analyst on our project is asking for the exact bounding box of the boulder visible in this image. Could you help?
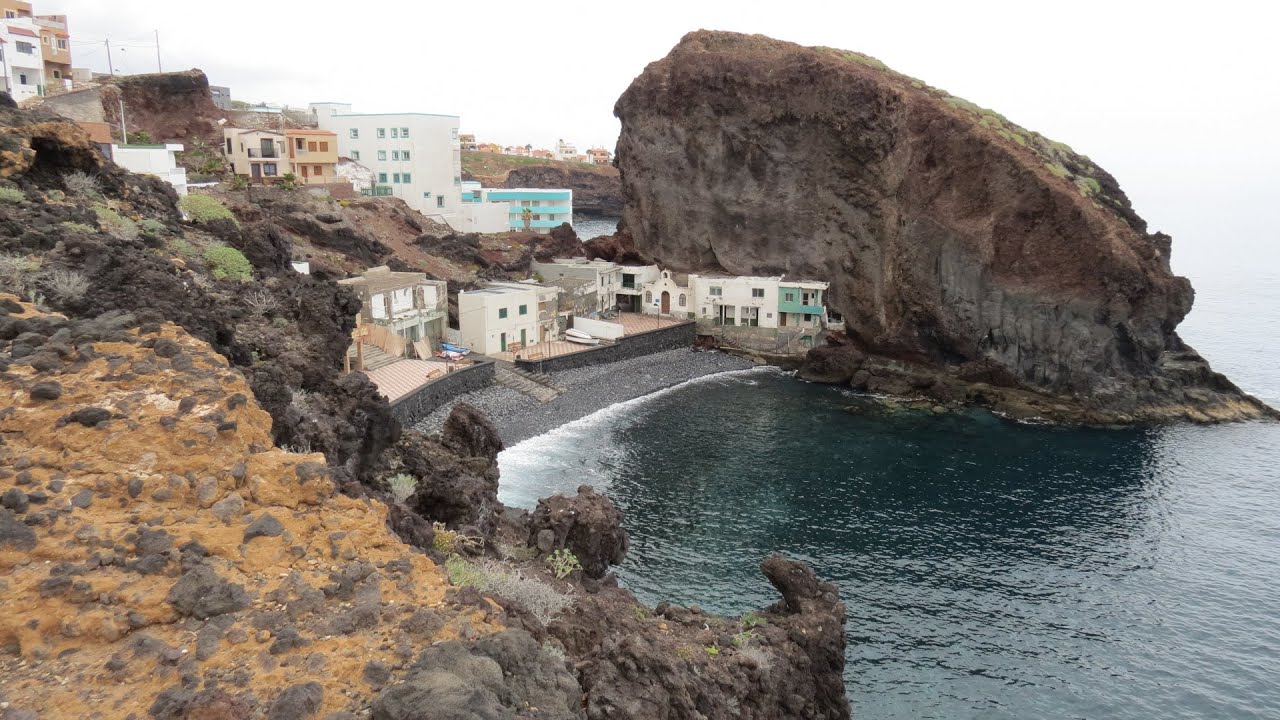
[527,485,628,579]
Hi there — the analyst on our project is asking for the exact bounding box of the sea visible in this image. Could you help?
[572,215,619,241]
[501,222,1280,718]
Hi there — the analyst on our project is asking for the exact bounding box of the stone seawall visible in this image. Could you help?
[389,360,495,425]
[515,321,695,373]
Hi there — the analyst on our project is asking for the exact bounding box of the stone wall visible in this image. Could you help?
[515,321,695,373]
[696,321,820,354]
[389,360,495,425]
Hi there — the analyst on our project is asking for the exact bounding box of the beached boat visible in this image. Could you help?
[565,335,600,346]
[440,343,471,356]
[565,329,593,341]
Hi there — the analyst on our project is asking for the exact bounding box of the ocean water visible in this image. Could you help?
[573,215,619,241]
[498,249,1280,718]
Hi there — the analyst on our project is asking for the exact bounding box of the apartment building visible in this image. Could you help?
[463,188,573,234]
[338,266,447,346]
[285,129,339,185]
[222,128,288,184]
[553,139,576,161]
[531,258,622,314]
[679,275,829,330]
[310,102,461,221]
[33,12,68,86]
[459,133,477,151]
[2,21,44,101]
[209,85,232,111]
[457,283,541,354]
[587,147,612,166]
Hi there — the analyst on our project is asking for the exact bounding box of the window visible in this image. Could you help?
[532,214,541,221]
[679,294,686,307]
[319,141,328,151]
[42,35,49,44]
[18,73,27,85]
[16,42,33,54]
[451,128,458,140]
[391,150,399,161]
[307,141,317,152]
[52,70,60,79]
[313,165,322,175]
[295,138,305,150]
[226,138,232,154]
[378,172,388,183]
[393,128,401,139]
[401,150,410,161]
[351,150,360,160]
[263,163,278,176]
[518,304,528,315]
[644,291,652,303]
[498,308,508,319]
[402,127,410,137]
[751,288,764,298]
[377,150,386,161]
[349,128,359,139]
[57,39,66,49]
[401,173,411,183]
[377,128,386,139]
[436,195,445,208]
[3,11,13,18]
[785,291,796,302]
[709,286,722,296]
[393,173,401,184]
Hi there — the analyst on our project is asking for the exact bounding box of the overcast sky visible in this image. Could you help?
[52,0,1278,267]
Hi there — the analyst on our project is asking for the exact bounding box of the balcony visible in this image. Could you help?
[778,300,825,315]
[247,148,280,159]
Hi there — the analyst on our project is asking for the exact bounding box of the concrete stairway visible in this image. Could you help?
[346,343,399,371]
[495,365,563,403]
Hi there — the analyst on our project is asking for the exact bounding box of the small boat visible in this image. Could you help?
[436,350,466,360]
[440,343,471,356]
[565,335,600,346]
[565,329,593,341]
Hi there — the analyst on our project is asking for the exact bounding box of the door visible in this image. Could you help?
[779,312,787,327]
[660,291,670,314]
[520,329,526,347]
[251,163,262,178]
[500,332,507,352]
[300,165,309,179]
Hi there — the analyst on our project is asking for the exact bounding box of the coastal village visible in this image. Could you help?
[1,0,843,421]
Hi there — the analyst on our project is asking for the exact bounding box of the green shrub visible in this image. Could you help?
[139,218,167,235]
[445,555,572,625]
[0,252,40,295]
[280,172,297,190]
[166,237,200,261]
[1044,162,1070,179]
[94,206,139,240]
[545,548,583,579]
[0,186,24,203]
[387,473,416,504]
[178,194,238,226]
[63,171,101,198]
[60,221,96,234]
[741,611,767,629]
[126,130,153,145]
[203,245,252,281]
[227,175,249,191]
[1075,176,1102,196]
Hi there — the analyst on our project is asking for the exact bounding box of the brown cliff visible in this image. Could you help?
[614,31,1274,423]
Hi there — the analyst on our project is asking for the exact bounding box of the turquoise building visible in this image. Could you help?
[460,181,573,234]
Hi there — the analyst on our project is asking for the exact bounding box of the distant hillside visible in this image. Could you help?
[462,151,623,217]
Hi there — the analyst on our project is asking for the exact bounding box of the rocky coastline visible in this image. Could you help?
[607,30,1276,425]
[0,92,851,718]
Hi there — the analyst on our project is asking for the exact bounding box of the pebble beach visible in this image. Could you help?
[413,348,757,445]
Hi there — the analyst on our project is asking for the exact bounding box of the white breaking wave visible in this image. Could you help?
[497,365,779,507]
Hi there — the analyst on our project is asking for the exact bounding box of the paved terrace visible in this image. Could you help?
[490,312,686,362]
[361,358,454,402]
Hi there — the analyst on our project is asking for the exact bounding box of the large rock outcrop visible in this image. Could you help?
[614,31,1274,423]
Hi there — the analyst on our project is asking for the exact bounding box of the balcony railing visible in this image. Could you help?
[247,148,279,159]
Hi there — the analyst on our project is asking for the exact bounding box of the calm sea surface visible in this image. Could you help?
[573,215,619,241]
[498,243,1280,719]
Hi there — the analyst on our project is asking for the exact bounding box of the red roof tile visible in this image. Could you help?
[7,26,38,38]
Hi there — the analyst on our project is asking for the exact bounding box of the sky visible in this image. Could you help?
[51,0,1279,273]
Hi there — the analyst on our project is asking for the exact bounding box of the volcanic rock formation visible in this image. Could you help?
[613,31,1274,423]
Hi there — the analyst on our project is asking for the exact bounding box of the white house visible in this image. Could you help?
[457,283,541,354]
[2,22,45,102]
[553,138,577,161]
[311,102,461,223]
[111,143,187,195]
[338,266,448,347]
[460,184,573,234]
[683,275,829,330]
[486,280,560,344]
[616,265,662,313]
[637,269,694,317]
[530,258,622,314]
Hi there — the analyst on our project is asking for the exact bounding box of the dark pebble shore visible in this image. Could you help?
[414,348,759,445]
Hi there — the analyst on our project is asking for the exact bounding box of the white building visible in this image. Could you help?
[311,102,461,223]
[553,138,577,161]
[636,272,831,331]
[338,266,448,347]
[531,258,622,314]
[460,185,573,234]
[457,283,541,354]
[616,265,662,313]
[486,280,560,343]
[2,21,45,102]
[111,143,187,195]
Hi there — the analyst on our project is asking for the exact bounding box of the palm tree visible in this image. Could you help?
[521,207,533,232]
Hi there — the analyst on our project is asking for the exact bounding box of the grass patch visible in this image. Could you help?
[0,252,41,295]
[139,218,168,235]
[0,186,24,203]
[203,245,252,281]
[741,611,767,629]
[178,194,238,226]
[60,221,96,234]
[386,472,416,504]
[1044,162,1070,179]
[1075,176,1102,196]
[93,205,139,240]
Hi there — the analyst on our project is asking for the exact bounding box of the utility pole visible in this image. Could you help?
[117,96,127,144]
[105,39,114,77]
[154,30,162,72]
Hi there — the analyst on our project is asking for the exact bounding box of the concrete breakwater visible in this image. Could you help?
[414,348,756,444]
